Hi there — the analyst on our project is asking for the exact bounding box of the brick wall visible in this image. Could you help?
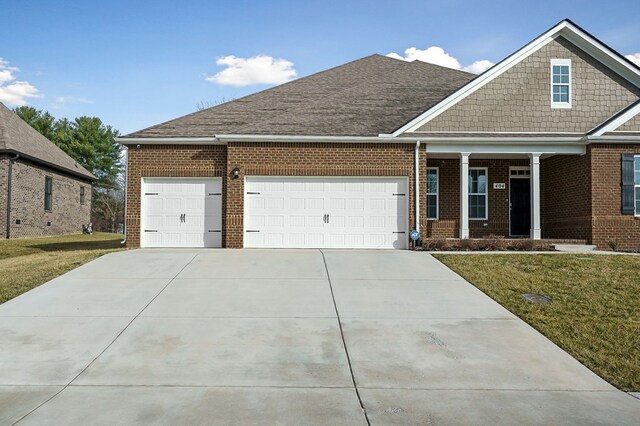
[125,144,227,248]
[424,158,528,238]
[417,37,640,133]
[541,152,592,241]
[590,144,640,250]
[7,159,92,238]
[0,155,8,238]
[225,142,425,248]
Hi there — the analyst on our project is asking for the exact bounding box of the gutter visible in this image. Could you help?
[586,135,640,142]
[121,147,128,246]
[6,153,19,239]
[414,141,420,236]
[116,134,588,145]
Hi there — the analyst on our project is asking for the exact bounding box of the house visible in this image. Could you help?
[0,103,95,238]
[117,19,640,250]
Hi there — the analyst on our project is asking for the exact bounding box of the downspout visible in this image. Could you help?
[6,154,19,239]
[120,147,128,246]
[415,141,420,235]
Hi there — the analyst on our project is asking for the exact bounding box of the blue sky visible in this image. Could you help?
[1,0,639,134]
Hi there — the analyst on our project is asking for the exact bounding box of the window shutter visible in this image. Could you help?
[621,154,634,215]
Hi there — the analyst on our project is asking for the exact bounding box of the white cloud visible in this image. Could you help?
[386,46,494,74]
[0,58,42,106]
[625,53,640,66]
[206,55,297,87]
[53,95,93,109]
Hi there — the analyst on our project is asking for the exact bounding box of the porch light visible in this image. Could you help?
[232,166,240,179]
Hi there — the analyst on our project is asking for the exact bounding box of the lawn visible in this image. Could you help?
[0,232,123,304]
[434,253,640,392]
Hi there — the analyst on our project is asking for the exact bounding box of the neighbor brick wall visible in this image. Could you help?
[417,37,640,133]
[8,159,92,238]
[125,144,227,248]
[590,144,640,250]
[424,158,528,238]
[225,142,425,248]
[0,155,8,238]
[541,151,592,241]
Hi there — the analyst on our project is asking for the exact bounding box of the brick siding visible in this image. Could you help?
[0,155,8,238]
[5,158,92,238]
[590,144,640,250]
[125,144,227,248]
[417,37,640,133]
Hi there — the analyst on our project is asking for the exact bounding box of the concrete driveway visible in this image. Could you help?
[0,250,638,425]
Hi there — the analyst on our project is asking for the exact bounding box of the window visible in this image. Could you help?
[80,186,85,204]
[635,156,640,216]
[551,59,571,108]
[469,168,488,220]
[44,176,53,211]
[426,168,438,219]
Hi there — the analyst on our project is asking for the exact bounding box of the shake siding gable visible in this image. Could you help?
[416,37,640,133]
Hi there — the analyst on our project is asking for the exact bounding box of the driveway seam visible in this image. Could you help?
[11,253,200,426]
[319,249,370,426]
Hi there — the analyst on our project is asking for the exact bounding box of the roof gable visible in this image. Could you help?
[124,55,475,138]
[0,103,95,180]
[393,19,640,136]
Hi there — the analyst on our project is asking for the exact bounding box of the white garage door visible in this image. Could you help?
[141,178,222,248]
[244,177,408,249]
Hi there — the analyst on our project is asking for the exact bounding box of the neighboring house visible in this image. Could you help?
[0,103,95,239]
[118,19,640,250]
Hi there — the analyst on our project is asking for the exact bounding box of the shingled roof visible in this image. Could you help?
[0,103,95,181]
[124,54,476,138]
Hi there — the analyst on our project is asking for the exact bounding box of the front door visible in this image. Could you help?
[510,178,531,236]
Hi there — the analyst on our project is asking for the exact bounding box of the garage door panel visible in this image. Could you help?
[244,177,407,249]
[142,178,222,248]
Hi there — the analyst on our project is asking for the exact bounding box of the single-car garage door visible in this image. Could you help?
[141,178,222,248]
[244,177,408,249]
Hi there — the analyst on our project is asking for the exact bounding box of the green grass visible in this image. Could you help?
[434,253,640,392]
[0,232,124,304]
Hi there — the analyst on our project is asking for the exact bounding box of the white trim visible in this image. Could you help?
[635,155,640,217]
[392,20,640,136]
[426,167,439,220]
[415,141,421,232]
[117,137,223,145]
[550,58,572,109]
[589,102,640,136]
[587,135,640,142]
[529,153,542,240]
[460,153,470,238]
[468,167,489,221]
[426,143,585,155]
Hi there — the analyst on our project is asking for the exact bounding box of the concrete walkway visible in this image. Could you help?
[0,250,638,425]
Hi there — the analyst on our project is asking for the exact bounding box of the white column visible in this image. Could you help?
[460,152,470,239]
[530,153,541,240]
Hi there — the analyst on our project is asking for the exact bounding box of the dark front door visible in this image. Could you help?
[510,178,531,236]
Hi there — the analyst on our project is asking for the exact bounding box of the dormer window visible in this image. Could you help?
[551,59,571,108]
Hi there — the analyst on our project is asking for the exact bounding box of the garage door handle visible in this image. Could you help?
[246,230,260,233]
[145,192,158,195]
[209,193,222,196]
[246,192,261,195]
[144,230,158,233]
[392,193,406,196]
[393,231,406,234]
[208,230,221,233]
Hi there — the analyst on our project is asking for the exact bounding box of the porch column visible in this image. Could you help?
[530,153,541,240]
[460,152,470,239]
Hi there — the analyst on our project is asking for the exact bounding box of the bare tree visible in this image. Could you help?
[196,97,235,111]
[92,160,126,233]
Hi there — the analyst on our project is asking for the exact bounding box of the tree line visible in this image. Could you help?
[14,106,125,233]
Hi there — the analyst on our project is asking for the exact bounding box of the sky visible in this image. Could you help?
[1,0,639,135]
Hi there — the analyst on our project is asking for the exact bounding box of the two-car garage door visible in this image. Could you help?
[244,177,408,249]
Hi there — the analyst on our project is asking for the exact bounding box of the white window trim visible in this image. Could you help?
[551,59,572,109]
[635,155,640,217]
[426,167,439,220]
[469,167,488,221]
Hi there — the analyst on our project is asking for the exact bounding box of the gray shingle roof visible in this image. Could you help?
[0,103,95,181]
[124,54,476,138]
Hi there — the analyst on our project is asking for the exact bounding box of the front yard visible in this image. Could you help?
[0,233,123,304]
[434,253,640,392]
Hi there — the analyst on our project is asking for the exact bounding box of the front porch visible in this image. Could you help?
[420,141,588,242]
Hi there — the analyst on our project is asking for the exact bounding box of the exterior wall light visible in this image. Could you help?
[232,166,240,179]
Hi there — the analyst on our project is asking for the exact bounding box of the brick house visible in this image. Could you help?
[0,103,95,238]
[118,20,640,250]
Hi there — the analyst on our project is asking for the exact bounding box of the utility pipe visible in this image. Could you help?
[415,141,421,235]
